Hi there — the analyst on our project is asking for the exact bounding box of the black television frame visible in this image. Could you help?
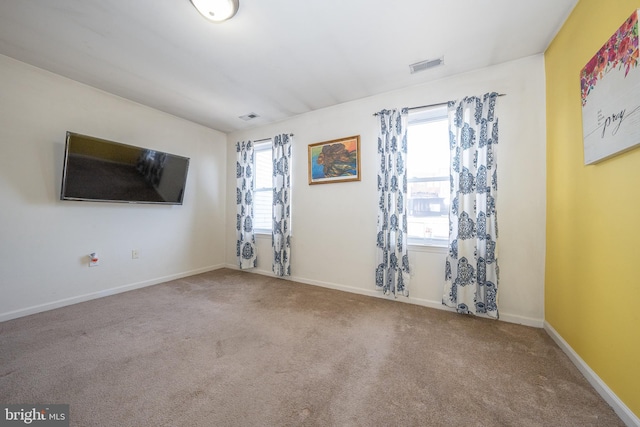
[60,132,190,205]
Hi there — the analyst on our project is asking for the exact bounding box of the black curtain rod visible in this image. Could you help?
[252,133,294,143]
[408,93,506,111]
[373,93,506,116]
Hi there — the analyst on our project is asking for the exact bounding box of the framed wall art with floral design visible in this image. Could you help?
[581,9,640,164]
[308,135,361,184]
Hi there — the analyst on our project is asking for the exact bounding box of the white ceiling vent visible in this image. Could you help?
[409,57,444,74]
[239,112,260,121]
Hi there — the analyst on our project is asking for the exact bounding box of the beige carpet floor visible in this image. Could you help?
[0,268,624,426]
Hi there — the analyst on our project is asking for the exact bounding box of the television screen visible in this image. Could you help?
[60,132,190,205]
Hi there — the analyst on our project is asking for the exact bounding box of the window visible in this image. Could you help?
[406,106,449,246]
[253,141,272,232]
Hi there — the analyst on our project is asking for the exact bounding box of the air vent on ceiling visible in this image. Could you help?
[239,112,260,121]
[409,57,444,74]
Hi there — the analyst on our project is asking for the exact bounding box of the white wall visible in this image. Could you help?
[0,54,227,321]
[0,53,545,325]
[226,55,547,326]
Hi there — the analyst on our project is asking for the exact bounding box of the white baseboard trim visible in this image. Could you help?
[544,321,640,427]
[407,296,544,328]
[497,312,544,328]
[224,263,379,296]
[292,275,381,298]
[225,264,544,328]
[0,264,226,323]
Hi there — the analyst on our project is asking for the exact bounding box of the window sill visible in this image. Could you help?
[408,244,448,254]
[254,232,294,240]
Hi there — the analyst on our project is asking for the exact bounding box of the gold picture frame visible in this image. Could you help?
[308,135,361,185]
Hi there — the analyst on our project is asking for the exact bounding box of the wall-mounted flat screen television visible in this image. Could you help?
[60,132,190,205]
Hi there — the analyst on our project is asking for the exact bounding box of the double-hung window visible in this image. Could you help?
[253,141,272,233]
[406,106,449,247]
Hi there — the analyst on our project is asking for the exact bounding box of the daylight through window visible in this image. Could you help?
[253,141,272,232]
[407,106,449,246]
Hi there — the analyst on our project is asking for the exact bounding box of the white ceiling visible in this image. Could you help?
[0,0,577,133]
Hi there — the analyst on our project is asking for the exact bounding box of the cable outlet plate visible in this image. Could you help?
[132,249,139,259]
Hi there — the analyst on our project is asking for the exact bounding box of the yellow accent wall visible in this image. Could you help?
[545,0,640,418]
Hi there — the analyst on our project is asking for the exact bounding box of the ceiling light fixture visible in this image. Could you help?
[190,0,239,23]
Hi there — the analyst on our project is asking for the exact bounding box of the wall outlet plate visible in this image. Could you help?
[89,253,99,267]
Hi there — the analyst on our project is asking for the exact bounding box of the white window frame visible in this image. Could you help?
[407,106,449,248]
[253,141,273,234]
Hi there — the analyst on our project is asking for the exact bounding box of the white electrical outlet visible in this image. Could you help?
[132,249,139,259]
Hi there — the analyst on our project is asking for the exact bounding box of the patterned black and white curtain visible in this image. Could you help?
[272,134,292,277]
[375,108,410,297]
[443,92,500,318]
[236,140,257,269]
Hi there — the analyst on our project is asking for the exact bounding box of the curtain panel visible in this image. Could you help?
[272,133,292,277]
[375,108,410,297]
[236,140,257,269]
[443,92,500,318]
